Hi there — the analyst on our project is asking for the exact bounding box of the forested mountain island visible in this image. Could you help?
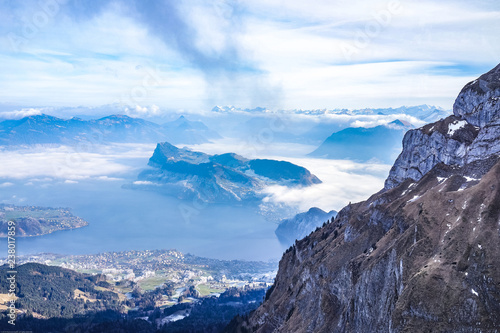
[0,204,88,237]
[0,249,276,332]
[130,142,321,203]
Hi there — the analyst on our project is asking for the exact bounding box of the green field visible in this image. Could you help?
[196,284,225,297]
[138,275,169,291]
[2,209,64,220]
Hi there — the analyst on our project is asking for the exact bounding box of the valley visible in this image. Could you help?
[1,248,276,301]
[0,116,395,261]
[0,249,275,331]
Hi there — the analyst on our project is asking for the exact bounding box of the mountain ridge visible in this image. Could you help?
[0,114,219,146]
[308,120,413,163]
[131,142,321,203]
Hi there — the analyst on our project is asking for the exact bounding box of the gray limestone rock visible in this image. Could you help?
[453,63,500,128]
[385,64,500,189]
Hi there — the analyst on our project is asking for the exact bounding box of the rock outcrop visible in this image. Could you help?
[385,64,500,189]
[453,63,500,127]
[236,63,500,332]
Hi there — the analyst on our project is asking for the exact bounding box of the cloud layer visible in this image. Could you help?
[0,144,154,180]
[0,108,43,119]
[260,157,390,213]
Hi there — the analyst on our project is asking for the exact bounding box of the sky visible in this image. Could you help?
[0,0,499,115]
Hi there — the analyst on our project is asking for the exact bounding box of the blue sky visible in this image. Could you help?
[0,0,499,115]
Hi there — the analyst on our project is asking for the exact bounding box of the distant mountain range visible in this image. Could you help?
[212,106,270,113]
[129,142,321,203]
[206,105,449,146]
[308,119,413,163]
[211,104,449,121]
[275,207,337,246]
[162,115,221,144]
[0,105,449,151]
[351,105,449,122]
[0,114,220,146]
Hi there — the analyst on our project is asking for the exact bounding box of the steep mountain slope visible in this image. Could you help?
[131,142,321,203]
[0,263,118,318]
[275,208,337,246]
[308,120,412,163]
[238,64,500,332]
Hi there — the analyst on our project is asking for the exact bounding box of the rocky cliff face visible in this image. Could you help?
[454,63,500,127]
[385,63,500,190]
[236,63,500,333]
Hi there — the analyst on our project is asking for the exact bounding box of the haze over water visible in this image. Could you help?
[0,178,283,262]
[0,140,388,262]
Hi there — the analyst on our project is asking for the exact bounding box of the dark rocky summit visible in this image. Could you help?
[236,63,500,332]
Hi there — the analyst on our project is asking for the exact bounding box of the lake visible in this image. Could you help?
[0,178,284,262]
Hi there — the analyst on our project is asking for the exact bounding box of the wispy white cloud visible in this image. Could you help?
[123,105,162,118]
[95,176,124,181]
[0,0,498,111]
[260,157,390,212]
[0,108,43,119]
[349,115,426,128]
[240,0,500,109]
[0,148,128,180]
[187,137,317,160]
[0,144,153,180]
[132,180,155,186]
